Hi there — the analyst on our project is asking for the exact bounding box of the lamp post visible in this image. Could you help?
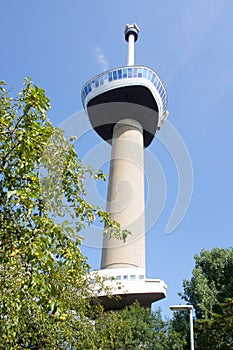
[170,304,194,350]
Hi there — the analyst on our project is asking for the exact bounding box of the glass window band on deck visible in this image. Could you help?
[82,66,167,113]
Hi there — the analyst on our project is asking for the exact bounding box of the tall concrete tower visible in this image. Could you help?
[82,24,168,310]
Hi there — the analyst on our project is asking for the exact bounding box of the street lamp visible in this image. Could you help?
[170,304,194,350]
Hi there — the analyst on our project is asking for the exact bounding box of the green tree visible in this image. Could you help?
[0,79,121,349]
[196,298,233,350]
[181,247,233,319]
[91,301,186,350]
[168,311,190,350]
[196,298,233,349]
[180,247,233,349]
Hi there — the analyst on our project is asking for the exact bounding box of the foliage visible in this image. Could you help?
[0,78,122,349]
[179,247,233,349]
[180,247,233,319]
[92,302,186,350]
[168,312,189,350]
[196,298,233,349]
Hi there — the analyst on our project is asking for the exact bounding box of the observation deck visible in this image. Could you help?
[90,268,167,311]
[81,65,168,147]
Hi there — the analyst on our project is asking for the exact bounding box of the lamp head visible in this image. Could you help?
[170,304,193,311]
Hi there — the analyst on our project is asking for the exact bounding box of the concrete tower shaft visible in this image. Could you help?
[101,118,145,269]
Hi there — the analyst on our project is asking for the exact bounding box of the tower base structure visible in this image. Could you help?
[90,268,167,311]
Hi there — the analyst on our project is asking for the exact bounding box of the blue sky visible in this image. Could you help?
[1,0,233,317]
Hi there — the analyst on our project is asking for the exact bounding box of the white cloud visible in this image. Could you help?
[94,47,109,71]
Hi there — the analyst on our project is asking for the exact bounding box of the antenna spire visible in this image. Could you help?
[124,23,140,65]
